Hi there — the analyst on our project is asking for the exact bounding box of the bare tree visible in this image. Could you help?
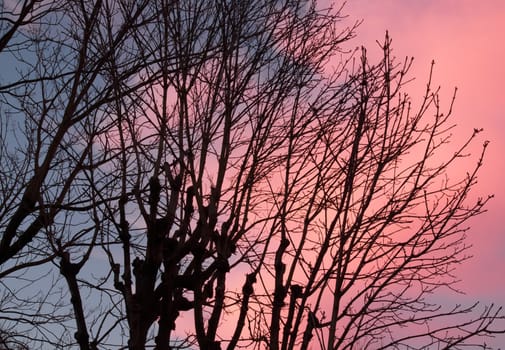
[0,0,157,347]
[1,0,504,349]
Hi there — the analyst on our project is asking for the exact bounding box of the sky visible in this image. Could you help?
[1,1,503,348]
[341,0,505,343]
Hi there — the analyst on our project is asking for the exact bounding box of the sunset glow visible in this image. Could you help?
[1,1,504,348]
[344,0,505,345]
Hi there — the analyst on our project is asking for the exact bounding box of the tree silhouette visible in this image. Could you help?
[0,0,504,349]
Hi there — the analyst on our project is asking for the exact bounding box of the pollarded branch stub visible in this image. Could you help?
[290,284,303,299]
[118,225,130,241]
[148,176,161,208]
[275,261,286,276]
[112,263,124,291]
[212,231,236,258]
[242,273,257,295]
[132,257,144,292]
[184,186,195,214]
[58,246,82,277]
[273,283,288,308]
[308,311,324,328]
[280,237,290,250]
[163,161,182,190]
[215,255,230,273]
[220,219,231,237]
[208,186,220,227]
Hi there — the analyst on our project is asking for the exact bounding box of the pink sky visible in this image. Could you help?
[134,3,505,346]
[341,0,505,342]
